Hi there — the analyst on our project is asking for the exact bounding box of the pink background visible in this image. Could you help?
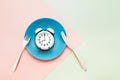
[0,0,80,80]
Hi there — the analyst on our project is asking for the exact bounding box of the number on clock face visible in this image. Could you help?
[35,28,54,50]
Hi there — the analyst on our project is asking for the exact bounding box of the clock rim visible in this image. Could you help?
[35,31,54,50]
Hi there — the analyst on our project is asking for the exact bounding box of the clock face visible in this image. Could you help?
[35,31,54,50]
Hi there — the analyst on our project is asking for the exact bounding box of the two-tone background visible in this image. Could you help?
[0,0,120,80]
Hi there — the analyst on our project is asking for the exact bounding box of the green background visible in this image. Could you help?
[45,0,120,80]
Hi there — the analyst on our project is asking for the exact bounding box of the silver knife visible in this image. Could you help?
[61,31,87,71]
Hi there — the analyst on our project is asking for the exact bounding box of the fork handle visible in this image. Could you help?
[12,47,25,72]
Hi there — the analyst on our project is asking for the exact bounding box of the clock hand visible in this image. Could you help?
[44,33,47,41]
[44,33,45,38]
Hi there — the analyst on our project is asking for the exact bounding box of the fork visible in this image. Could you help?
[61,31,87,71]
[12,36,31,72]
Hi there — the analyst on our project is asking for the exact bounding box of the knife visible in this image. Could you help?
[61,31,87,71]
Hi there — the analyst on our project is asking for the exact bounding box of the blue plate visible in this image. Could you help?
[24,18,66,60]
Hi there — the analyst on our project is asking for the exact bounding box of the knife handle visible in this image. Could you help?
[72,48,87,71]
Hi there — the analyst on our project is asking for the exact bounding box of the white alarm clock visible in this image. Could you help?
[35,28,54,50]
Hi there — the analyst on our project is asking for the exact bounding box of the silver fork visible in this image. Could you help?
[12,36,31,72]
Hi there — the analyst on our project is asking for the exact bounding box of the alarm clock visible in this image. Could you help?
[35,28,54,50]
